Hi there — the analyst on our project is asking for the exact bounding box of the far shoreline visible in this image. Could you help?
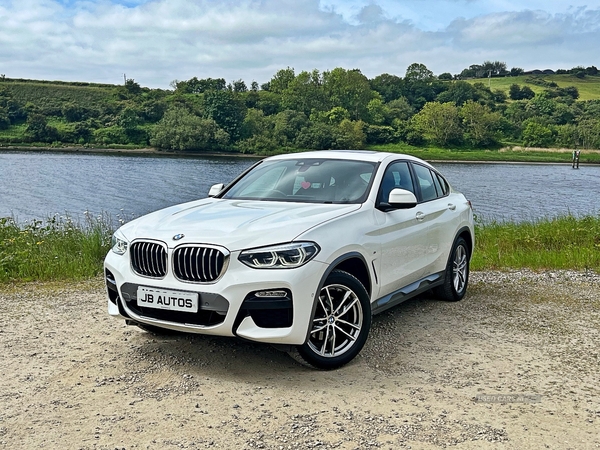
[1,144,599,165]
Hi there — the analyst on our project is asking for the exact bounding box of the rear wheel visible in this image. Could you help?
[435,236,470,301]
[297,270,371,370]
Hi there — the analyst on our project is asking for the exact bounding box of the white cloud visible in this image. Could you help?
[0,0,598,88]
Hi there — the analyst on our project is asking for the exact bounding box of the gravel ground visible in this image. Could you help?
[1,270,599,449]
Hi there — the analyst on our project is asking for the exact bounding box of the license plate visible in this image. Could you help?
[137,286,199,313]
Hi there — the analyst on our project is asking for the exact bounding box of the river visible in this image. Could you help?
[1,151,598,224]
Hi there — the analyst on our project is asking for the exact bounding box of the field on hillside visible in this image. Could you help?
[470,74,600,100]
[2,81,115,112]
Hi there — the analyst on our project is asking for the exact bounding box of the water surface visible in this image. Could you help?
[1,151,598,224]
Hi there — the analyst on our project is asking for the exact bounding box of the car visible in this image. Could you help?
[104,150,474,369]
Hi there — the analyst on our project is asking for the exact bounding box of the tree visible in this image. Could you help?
[520,86,535,100]
[269,67,296,94]
[438,72,453,81]
[150,105,229,151]
[460,100,500,147]
[323,68,376,121]
[509,84,522,100]
[510,84,535,100]
[405,63,434,83]
[232,79,247,93]
[203,89,246,141]
[335,119,366,149]
[510,67,525,76]
[369,73,404,102]
[240,108,271,140]
[0,87,26,123]
[294,122,336,149]
[273,110,308,145]
[366,98,389,125]
[0,107,9,130]
[255,91,281,116]
[522,119,553,147]
[436,81,478,106]
[577,119,600,149]
[174,77,227,94]
[25,114,58,143]
[402,63,442,109]
[282,70,327,116]
[124,79,142,95]
[559,86,579,100]
[412,102,462,146]
[481,61,507,77]
[526,92,556,117]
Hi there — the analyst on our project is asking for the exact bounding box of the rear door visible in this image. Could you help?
[410,163,460,275]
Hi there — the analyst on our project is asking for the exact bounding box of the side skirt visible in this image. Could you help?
[371,272,445,315]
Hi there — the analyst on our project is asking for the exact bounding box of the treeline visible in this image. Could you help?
[1,62,600,153]
[456,61,599,79]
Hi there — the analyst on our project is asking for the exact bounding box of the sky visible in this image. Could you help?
[0,0,599,88]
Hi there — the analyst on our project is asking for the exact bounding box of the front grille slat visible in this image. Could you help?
[174,246,227,283]
[131,241,167,278]
[194,249,202,281]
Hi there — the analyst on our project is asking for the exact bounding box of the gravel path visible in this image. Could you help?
[1,270,599,449]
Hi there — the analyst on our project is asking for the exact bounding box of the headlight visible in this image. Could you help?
[238,242,320,269]
[111,231,129,255]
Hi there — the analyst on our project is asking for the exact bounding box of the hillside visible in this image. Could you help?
[467,73,600,101]
[2,80,116,112]
[1,68,600,154]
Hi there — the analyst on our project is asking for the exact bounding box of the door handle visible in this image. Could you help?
[416,212,425,221]
[448,203,456,211]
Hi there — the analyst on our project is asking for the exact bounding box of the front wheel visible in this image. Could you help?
[435,236,470,301]
[297,270,371,370]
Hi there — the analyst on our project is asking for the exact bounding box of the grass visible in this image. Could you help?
[0,214,113,283]
[1,212,598,283]
[471,214,600,272]
[0,123,27,142]
[368,143,600,164]
[468,74,600,101]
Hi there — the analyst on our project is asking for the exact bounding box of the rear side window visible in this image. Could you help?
[412,164,438,202]
[435,173,449,196]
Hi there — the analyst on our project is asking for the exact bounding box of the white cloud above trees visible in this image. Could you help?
[0,0,598,88]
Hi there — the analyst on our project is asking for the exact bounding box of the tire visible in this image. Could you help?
[296,270,371,370]
[435,236,470,302]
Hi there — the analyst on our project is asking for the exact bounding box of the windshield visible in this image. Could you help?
[221,159,377,204]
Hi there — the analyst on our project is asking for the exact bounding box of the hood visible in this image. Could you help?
[119,198,361,251]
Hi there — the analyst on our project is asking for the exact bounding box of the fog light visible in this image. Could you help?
[255,290,287,298]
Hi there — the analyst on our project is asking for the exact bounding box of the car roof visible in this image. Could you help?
[265,150,428,165]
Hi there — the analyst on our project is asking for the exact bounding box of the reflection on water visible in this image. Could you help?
[1,151,599,224]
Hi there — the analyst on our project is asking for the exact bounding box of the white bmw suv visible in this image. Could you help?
[105,150,474,369]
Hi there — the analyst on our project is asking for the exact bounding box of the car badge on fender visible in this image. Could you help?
[173,234,185,241]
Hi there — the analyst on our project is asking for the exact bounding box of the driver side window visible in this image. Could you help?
[377,161,414,205]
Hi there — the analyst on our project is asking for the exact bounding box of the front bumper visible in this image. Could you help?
[104,249,327,345]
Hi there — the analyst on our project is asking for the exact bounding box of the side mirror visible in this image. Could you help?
[388,188,417,209]
[208,183,225,197]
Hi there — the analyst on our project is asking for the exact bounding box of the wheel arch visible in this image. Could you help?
[456,226,474,259]
[303,252,373,343]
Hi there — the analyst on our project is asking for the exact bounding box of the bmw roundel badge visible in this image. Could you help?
[173,234,185,241]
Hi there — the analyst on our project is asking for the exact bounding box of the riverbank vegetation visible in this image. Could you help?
[472,214,600,272]
[1,62,600,159]
[1,213,598,283]
[0,215,112,283]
